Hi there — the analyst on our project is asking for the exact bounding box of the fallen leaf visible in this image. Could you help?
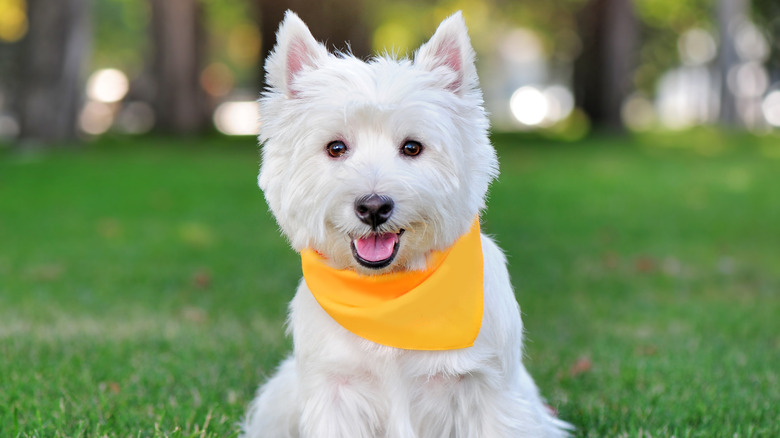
[181,306,208,324]
[636,345,658,357]
[192,268,212,289]
[635,256,657,273]
[569,356,592,377]
[99,381,121,394]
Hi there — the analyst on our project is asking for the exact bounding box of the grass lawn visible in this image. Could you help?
[1,132,778,437]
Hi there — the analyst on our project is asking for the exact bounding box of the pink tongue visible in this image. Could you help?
[355,233,398,262]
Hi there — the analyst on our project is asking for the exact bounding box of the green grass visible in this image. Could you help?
[1,132,779,436]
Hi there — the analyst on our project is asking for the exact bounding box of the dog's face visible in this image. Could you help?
[258,11,498,274]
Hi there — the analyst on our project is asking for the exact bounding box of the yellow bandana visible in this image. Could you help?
[300,220,483,350]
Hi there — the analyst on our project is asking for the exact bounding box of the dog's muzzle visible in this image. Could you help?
[352,194,401,269]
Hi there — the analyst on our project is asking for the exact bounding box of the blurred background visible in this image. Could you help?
[0,0,778,143]
[2,1,780,435]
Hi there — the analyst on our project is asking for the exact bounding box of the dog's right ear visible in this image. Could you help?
[415,11,477,95]
[264,11,327,97]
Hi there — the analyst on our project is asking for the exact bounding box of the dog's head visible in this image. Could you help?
[258,11,498,274]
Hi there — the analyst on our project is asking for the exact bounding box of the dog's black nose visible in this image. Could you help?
[355,194,394,229]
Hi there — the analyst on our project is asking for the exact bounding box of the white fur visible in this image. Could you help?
[243,11,572,437]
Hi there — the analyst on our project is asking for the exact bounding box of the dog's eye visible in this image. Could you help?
[326,141,348,158]
[401,141,423,157]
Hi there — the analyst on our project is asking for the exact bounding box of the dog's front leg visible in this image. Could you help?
[298,371,386,438]
[450,370,558,438]
[412,369,555,438]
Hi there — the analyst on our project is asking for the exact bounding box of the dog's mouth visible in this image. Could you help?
[350,230,404,269]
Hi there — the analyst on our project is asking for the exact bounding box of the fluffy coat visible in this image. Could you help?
[242,11,572,438]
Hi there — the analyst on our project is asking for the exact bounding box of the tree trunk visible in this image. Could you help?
[254,0,370,89]
[716,0,748,126]
[150,0,210,134]
[16,0,91,145]
[573,0,638,131]
[752,0,779,75]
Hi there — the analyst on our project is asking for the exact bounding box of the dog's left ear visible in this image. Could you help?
[415,11,477,95]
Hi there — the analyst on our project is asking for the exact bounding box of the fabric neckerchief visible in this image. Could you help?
[300,220,483,350]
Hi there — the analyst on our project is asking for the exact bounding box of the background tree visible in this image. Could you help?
[253,0,371,89]
[716,0,749,126]
[15,0,91,144]
[149,0,210,134]
[572,0,638,131]
[752,0,779,79]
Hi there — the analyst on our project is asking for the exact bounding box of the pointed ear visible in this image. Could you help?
[414,11,477,94]
[264,11,328,97]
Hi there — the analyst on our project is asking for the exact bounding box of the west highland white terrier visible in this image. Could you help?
[242,11,572,438]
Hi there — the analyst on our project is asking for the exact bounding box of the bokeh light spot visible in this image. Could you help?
[79,101,115,135]
[87,69,130,103]
[214,101,259,136]
[622,94,656,132]
[115,101,155,135]
[510,86,548,127]
[0,0,28,42]
[201,63,235,98]
[678,28,716,66]
[761,90,780,127]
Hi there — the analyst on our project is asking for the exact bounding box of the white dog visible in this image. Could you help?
[242,11,572,438]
